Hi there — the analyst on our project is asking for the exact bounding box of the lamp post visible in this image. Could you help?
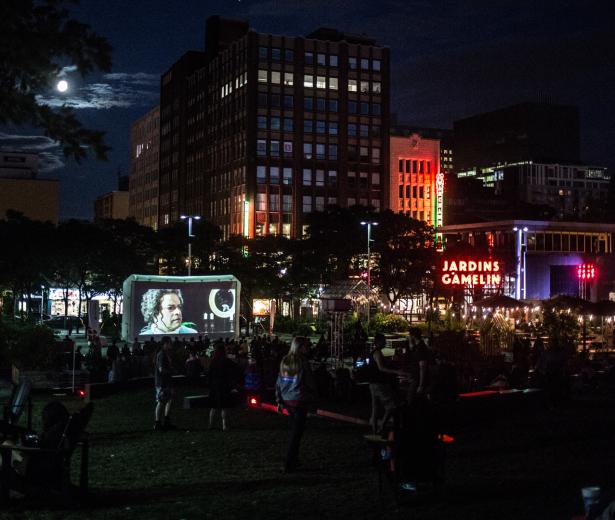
[360,221,378,325]
[180,215,201,276]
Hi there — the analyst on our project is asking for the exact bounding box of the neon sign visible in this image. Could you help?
[441,259,501,286]
[577,264,596,280]
[435,173,444,229]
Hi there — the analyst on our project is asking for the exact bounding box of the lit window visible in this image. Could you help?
[257,139,267,156]
[329,77,338,90]
[302,195,312,213]
[348,79,357,92]
[348,197,356,207]
[372,82,381,93]
[257,166,267,183]
[303,75,314,88]
[269,194,279,211]
[303,143,312,159]
[360,81,369,93]
[360,146,369,160]
[303,169,312,186]
[315,169,325,186]
[373,59,381,71]
[372,148,381,164]
[284,72,294,86]
[372,199,380,210]
[258,70,268,83]
[270,140,280,157]
[316,143,325,160]
[361,58,369,70]
[271,71,281,84]
[256,193,267,211]
[315,196,325,211]
[283,141,293,155]
[283,168,292,185]
[372,172,380,185]
[317,53,326,66]
[270,167,280,184]
[270,117,280,130]
[329,122,338,135]
[316,76,326,89]
[283,195,292,211]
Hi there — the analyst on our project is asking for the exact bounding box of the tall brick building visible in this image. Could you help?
[155,16,390,239]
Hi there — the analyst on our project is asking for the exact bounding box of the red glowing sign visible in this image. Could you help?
[577,264,596,280]
[441,259,502,286]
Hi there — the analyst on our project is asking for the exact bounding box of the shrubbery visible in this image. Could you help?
[369,312,410,334]
[0,318,56,370]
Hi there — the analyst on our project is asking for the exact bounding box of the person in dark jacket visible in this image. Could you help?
[275,336,317,473]
[208,342,239,431]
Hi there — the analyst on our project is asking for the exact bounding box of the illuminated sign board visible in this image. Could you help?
[252,299,271,316]
[435,172,444,229]
[441,259,501,286]
[577,264,596,280]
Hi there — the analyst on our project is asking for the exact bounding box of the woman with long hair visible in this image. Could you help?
[276,336,317,473]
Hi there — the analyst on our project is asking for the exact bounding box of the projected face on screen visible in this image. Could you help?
[140,289,197,335]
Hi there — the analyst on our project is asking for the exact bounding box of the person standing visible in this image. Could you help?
[208,342,239,431]
[276,336,317,473]
[368,333,404,434]
[154,337,175,431]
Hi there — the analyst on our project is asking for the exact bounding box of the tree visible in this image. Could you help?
[0,0,112,160]
[372,211,437,310]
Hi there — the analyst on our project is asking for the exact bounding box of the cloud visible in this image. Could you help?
[36,71,159,110]
[0,132,64,173]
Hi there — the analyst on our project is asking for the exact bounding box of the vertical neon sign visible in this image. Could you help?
[243,199,250,237]
[435,172,444,248]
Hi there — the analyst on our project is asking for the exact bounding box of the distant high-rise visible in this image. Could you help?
[158,16,390,238]
[129,105,160,229]
[454,102,580,174]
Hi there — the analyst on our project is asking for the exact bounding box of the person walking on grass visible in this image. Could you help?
[208,342,239,431]
[276,336,317,473]
[154,337,176,431]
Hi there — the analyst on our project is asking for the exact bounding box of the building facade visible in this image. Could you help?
[94,191,129,221]
[129,105,160,229]
[0,151,59,224]
[158,17,390,239]
[440,219,615,301]
[389,131,442,228]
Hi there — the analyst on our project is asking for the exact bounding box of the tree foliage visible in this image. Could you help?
[0,0,112,160]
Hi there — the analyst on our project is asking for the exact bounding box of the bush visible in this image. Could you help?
[369,312,409,334]
[0,318,56,370]
[296,323,315,337]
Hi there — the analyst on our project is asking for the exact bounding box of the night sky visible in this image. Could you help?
[2,0,614,220]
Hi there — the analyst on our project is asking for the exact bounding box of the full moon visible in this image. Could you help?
[56,80,68,92]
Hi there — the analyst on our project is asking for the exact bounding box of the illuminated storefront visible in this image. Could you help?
[439,220,615,301]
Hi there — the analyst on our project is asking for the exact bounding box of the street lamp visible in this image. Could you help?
[360,221,378,325]
[180,215,201,276]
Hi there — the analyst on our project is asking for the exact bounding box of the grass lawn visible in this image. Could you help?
[2,387,614,519]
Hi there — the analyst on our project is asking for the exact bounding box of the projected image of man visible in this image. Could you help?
[140,289,197,335]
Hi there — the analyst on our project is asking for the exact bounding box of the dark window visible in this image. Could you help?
[371,126,381,137]
[349,57,357,69]
[372,103,381,116]
[373,59,381,71]
[348,145,358,160]
[317,53,326,66]
[348,123,357,136]
[285,49,294,62]
[304,97,313,111]
[419,186,424,198]
[329,122,338,135]
[283,95,294,108]
[316,97,326,112]
[270,94,280,107]
[259,46,268,60]
[257,116,267,129]
[283,118,293,131]
[360,124,369,137]
[398,159,403,173]
[328,144,337,160]
[405,185,410,198]
[329,99,338,112]
[405,160,410,173]
[270,117,280,130]
[304,120,313,133]
[412,186,417,198]
[330,55,338,67]
[305,52,314,65]
[348,101,357,113]
[399,185,403,198]
[271,48,281,61]
[361,58,369,70]
[316,120,326,134]
[360,102,369,115]
[257,93,268,107]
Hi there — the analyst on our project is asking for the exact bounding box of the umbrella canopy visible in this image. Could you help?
[474,294,522,309]
[591,300,615,316]
[544,294,594,313]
